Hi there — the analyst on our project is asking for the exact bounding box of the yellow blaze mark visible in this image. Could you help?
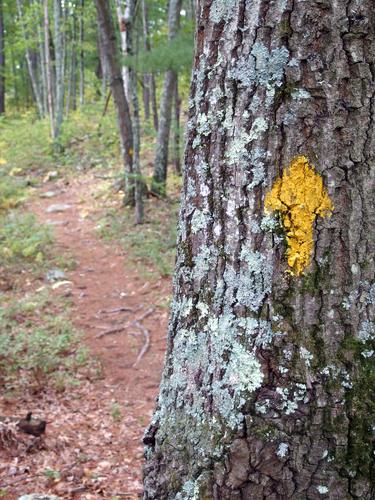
[264,155,333,276]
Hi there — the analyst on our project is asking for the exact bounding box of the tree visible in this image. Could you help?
[151,0,182,195]
[116,0,143,223]
[0,0,4,114]
[94,0,134,208]
[144,1,375,498]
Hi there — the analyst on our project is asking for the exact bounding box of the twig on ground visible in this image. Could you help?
[98,306,134,315]
[95,326,126,339]
[132,321,150,368]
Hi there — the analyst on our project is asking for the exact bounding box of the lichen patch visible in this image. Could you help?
[264,155,333,276]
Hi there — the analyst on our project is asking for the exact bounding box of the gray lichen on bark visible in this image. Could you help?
[144,0,375,498]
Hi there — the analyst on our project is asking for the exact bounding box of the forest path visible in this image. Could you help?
[3,172,170,499]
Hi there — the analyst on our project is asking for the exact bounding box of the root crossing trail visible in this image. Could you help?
[2,173,170,499]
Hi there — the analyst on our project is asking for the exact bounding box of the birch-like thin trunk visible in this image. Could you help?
[151,0,182,195]
[144,1,375,498]
[172,77,181,175]
[35,0,47,116]
[150,73,158,131]
[53,0,64,141]
[66,11,77,114]
[94,0,134,206]
[17,0,44,117]
[141,0,151,121]
[78,0,84,106]
[44,0,54,137]
[0,0,4,115]
[116,0,143,223]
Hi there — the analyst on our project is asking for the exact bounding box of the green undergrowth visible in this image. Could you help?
[0,289,99,395]
[0,102,158,182]
[98,195,180,279]
[0,211,53,267]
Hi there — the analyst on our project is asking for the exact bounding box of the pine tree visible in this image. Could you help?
[144,1,375,498]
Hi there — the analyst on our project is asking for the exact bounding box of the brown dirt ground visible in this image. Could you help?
[0,173,170,499]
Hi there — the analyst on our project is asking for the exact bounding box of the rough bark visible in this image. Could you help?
[94,0,134,206]
[0,0,4,114]
[151,0,182,195]
[144,1,375,499]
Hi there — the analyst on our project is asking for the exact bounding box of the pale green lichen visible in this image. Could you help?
[277,442,289,458]
[191,208,211,234]
[235,249,273,311]
[209,0,237,24]
[291,88,311,100]
[249,117,268,141]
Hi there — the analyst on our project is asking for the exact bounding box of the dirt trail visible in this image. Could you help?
[1,173,170,499]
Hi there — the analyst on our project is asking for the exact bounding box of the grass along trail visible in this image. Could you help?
[0,171,171,499]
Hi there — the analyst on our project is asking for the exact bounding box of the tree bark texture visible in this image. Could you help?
[151,0,182,195]
[94,0,134,205]
[144,1,375,499]
[0,0,4,114]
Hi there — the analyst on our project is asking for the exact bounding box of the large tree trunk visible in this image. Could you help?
[94,0,134,206]
[144,1,375,498]
[0,0,4,114]
[151,0,182,195]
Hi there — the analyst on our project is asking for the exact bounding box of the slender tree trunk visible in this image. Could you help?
[36,0,48,116]
[17,0,44,117]
[172,77,181,175]
[10,46,19,111]
[151,0,182,195]
[116,0,143,223]
[141,0,150,121]
[0,0,4,114]
[150,73,158,131]
[94,0,134,206]
[44,0,54,137]
[66,10,77,114]
[78,0,84,106]
[53,0,64,141]
[144,1,375,498]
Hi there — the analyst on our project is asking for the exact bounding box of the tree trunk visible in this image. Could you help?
[78,0,84,106]
[141,0,150,121]
[94,0,134,206]
[150,73,158,131]
[66,10,77,114]
[44,0,54,137]
[53,0,64,141]
[172,76,181,175]
[0,0,4,114]
[116,0,144,223]
[151,0,182,195]
[17,0,44,117]
[144,1,375,499]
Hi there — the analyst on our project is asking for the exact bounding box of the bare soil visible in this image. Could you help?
[0,172,170,499]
